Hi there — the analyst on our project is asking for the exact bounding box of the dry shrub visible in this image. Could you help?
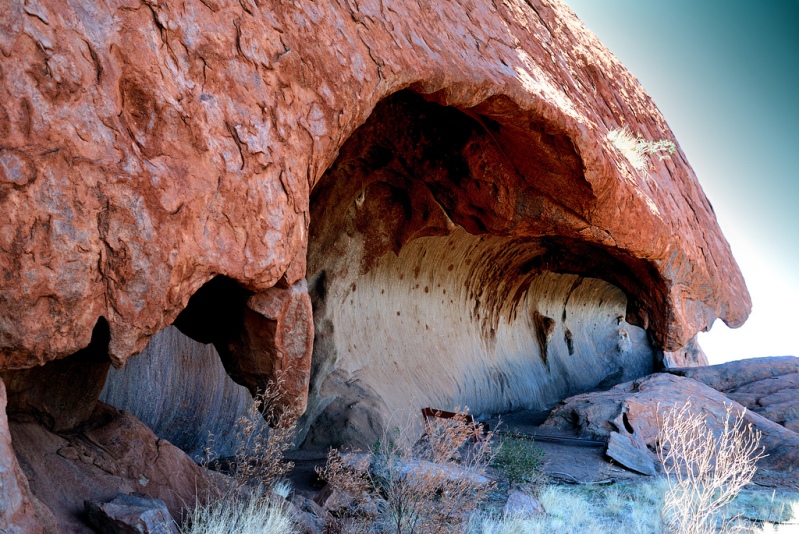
[189,379,299,532]
[318,409,496,533]
[657,401,766,534]
[229,384,297,493]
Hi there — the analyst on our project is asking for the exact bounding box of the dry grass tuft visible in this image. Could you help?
[187,379,299,533]
[180,488,296,534]
[608,127,676,173]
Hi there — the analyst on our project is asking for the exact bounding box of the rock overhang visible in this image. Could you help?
[0,0,749,380]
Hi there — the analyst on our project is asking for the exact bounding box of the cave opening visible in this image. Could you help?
[100,275,270,459]
[299,90,659,450]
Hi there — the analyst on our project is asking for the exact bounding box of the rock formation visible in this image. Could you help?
[666,356,799,433]
[0,0,753,529]
[101,326,268,460]
[9,402,221,532]
[542,368,799,472]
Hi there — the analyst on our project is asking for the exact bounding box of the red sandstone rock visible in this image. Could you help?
[9,403,222,533]
[0,1,757,528]
[0,0,748,377]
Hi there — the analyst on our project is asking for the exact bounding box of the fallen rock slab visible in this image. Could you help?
[85,493,178,534]
[606,431,657,476]
[542,373,799,472]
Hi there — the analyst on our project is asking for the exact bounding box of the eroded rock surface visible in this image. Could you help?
[667,356,799,433]
[542,372,799,472]
[0,0,756,529]
[101,326,267,460]
[9,403,221,533]
[0,0,748,373]
[85,493,178,534]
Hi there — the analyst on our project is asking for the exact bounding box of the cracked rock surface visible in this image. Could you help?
[0,0,755,530]
[0,0,748,372]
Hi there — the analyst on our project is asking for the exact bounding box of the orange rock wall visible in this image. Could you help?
[0,0,749,376]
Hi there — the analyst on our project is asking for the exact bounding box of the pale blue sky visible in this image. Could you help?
[564,1,799,363]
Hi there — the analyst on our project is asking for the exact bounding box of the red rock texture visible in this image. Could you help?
[9,403,222,533]
[0,0,760,529]
[0,0,749,378]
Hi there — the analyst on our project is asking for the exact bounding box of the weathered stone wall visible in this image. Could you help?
[100,326,266,460]
[0,0,754,528]
[0,0,749,377]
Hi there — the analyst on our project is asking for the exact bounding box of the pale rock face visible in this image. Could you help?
[0,379,44,534]
[100,326,267,460]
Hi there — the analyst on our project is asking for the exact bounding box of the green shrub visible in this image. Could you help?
[491,436,543,485]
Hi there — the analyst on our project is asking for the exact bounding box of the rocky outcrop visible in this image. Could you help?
[9,403,221,533]
[542,372,799,472]
[0,0,755,528]
[0,0,748,375]
[666,357,799,433]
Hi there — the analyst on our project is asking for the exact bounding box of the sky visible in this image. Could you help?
[563,1,799,364]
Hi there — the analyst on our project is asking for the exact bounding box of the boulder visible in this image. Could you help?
[85,493,178,534]
[503,490,545,517]
[542,373,799,472]
[666,357,799,432]
[9,403,221,533]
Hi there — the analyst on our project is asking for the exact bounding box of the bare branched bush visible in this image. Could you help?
[318,409,496,533]
[187,379,299,532]
[657,401,766,534]
[229,384,297,493]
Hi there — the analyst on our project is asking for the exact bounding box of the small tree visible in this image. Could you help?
[657,401,766,534]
